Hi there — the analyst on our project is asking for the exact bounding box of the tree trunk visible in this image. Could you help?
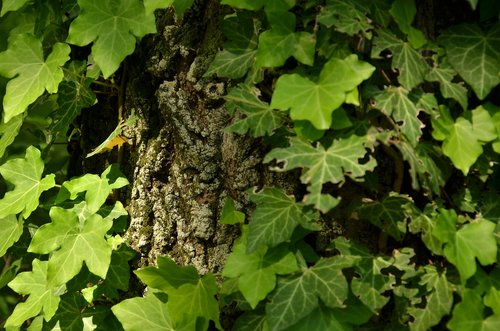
[110,0,292,275]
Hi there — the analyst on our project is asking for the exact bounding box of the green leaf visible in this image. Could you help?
[389,0,426,48]
[205,13,258,79]
[223,225,299,308]
[51,80,96,138]
[432,210,497,281]
[466,0,478,10]
[134,256,199,292]
[0,114,23,158]
[246,187,319,252]
[407,205,443,255]
[373,86,423,146]
[0,146,55,219]
[358,193,412,241]
[484,287,500,315]
[167,273,221,330]
[1,0,30,17]
[439,23,500,99]
[286,304,353,331]
[432,106,496,175]
[271,55,374,129]
[66,0,156,78]
[264,135,376,213]
[255,12,315,68]
[317,0,372,38]
[372,29,428,89]
[448,289,500,331]
[425,62,468,110]
[112,292,177,331]
[0,33,70,122]
[220,197,245,224]
[0,214,23,256]
[143,0,174,15]
[266,256,352,330]
[5,259,64,328]
[28,207,113,285]
[59,164,129,214]
[233,312,268,331]
[408,266,453,331]
[225,85,283,137]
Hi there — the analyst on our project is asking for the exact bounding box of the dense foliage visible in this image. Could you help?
[0,0,500,330]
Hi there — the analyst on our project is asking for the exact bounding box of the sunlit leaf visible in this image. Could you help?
[318,0,372,38]
[0,214,23,256]
[0,33,69,122]
[66,0,156,78]
[448,289,500,331]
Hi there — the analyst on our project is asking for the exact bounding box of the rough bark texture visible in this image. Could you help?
[107,0,295,275]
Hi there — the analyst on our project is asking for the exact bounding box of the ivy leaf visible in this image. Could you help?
[0,215,23,256]
[439,23,500,100]
[233,312,268,331]
[408,267,453,331]
[0,114,23,158]
[204,13,258,79]
[373,86,423,146]
[271,54,374,129]
[134,256,199,292]
[66,0,156,78]
[222,225,299,308]
[389,0,426,48]
[407,205,443,255]
[28,207,113,286]
[59,164,129,214]
[432,106,496,175]
[51,80,96,138]
[1,0,30,16]
[264,135,377,213]
[332,237,394,312]
[255,12,315,68]
[372,29,428,90]
[425,62,468,110]
[5,259,65,328]
[0,146,55,219]
[266,256,352,330]
[432,209,497,282]
[0,33,70,122]
[448,289,500,331]
[225,84,283,137]
[112,292,177,331]
[143,0,174,15]
[286,304,353,331]
[167,273,222,330]
[220,197,245,224]
[246,187,319,253]
[317,0,372,38]
[358,193,413,241]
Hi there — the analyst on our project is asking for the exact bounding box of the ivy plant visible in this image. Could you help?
[0,0,499,330]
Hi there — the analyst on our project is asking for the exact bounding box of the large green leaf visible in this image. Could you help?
[266,256,353,331]
[66,0,156,78]
[1,0,30,16]
[222,225,299,308]
[358,193,412,241]
[205,13,258,79]
[264,135,376,213]
[318,0,372,38]
[372,29,428,90]
[440,23,500,100]
[225,84,283,137]
[270,54,374,129]
[5,259,64,328]
[59,164,129,214]
[448,289,500,331]
[432,106,497,175]
[246,188,319,252]
[167,274,221,330]
[432,209,497,282]
[0,214,23,256]
[373,86,423,146]
[112,292,177,331]
[0,113,23,157]
[408,267,453,331]
[28,207,113,285]
[0,146,55,219]
[255,12,315,68]
[0,33,69,122]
